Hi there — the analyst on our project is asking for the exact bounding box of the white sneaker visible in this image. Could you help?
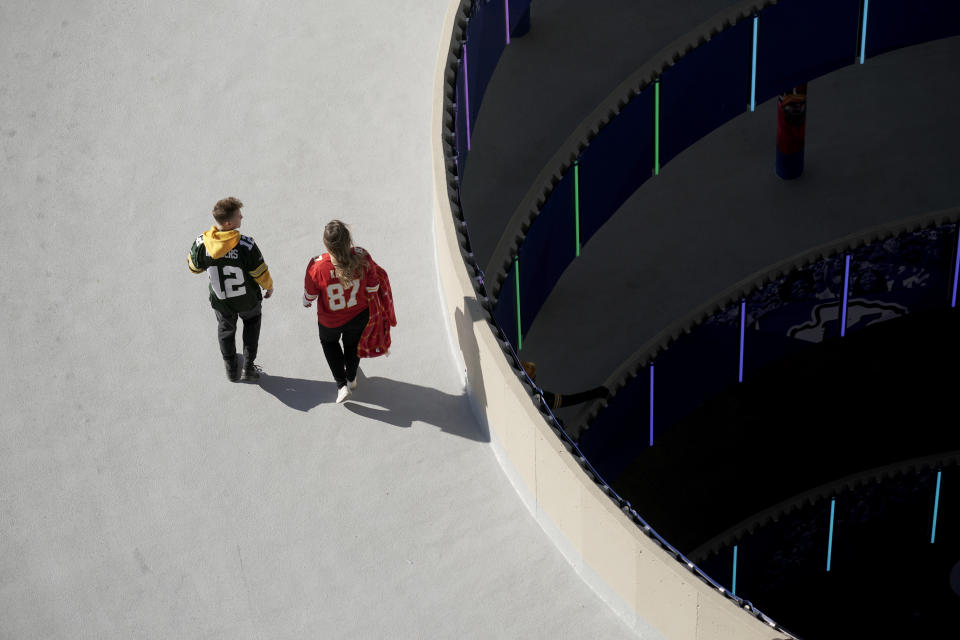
[348,377,358,391]
[336,386,351,404]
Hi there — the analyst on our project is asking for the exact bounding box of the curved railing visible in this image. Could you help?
[435,0,959,637]
[692,454,960,637]
[576,209,960,475]
[689,452,960,564]
[437,1,796,637]
[484,0,960,350]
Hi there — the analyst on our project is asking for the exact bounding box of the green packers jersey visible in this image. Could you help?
[189,234,267,313]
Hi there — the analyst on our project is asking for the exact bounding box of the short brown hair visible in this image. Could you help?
[212,197,243,225]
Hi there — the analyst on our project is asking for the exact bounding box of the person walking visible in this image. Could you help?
[188,197,274,381]
[303,220,380,403]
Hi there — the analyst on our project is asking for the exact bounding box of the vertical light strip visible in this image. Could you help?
[931,470,942,544]
[738,299,746,383]
[840,254,851,337]
[649,364,655,447]
[654,80,660,176]
[859,0,870,64]
[750,15,758,111]
[732,545,739,596]
[826,498,836,571]
[515,258,521,350]
[505,0,511,45]
[463,43,472,151]
[574,161,581,257]
[952,231,960,307]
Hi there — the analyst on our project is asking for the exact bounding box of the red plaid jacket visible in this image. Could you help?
[358,259,396,358]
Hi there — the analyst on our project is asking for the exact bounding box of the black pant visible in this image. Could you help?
[318,308,369,388]
[214,303,262,363]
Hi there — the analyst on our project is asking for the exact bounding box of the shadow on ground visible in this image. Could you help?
[257,372,337,412]
[256,369,487,443]
[344,371,488,443]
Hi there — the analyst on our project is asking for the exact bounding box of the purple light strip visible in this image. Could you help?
[649,364,655,447]
[505,0,511,44]
[738,299,746,383]
[840,254,851,337]
[952,231,960,307]
[463,43,471,151]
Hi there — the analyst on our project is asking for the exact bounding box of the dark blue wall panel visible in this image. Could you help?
[508,0,532,35]
[466,1,508,132]
[867,0,960,58]
[738,263,844,379]
[652,324,741,443]
[660,18,754,167]
[578,89,655,246]
[586,226,959,480]
[455,58,469,177]
[843,227,956,338]
[578,367,651,483]
[495,260,519,348]
[755,0,861,103]
[517,172,576,338]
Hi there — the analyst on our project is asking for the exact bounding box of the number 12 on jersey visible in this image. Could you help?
[327,279,360,310]
[207,265,247,300]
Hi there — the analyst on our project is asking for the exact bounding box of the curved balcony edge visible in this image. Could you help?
[571,206,960,438]
[687,451,960,565]
[432,1,794,638]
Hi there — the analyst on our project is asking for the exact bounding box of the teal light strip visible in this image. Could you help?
[574,161,581,257]
[515,258,522,350]
[859,0,870,64]
[732,545,739,595]
[931,470,942,544]
[654,80,661,176]
[750,16,758,111]
[826,498,836,571]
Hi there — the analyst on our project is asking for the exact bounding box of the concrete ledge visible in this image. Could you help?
[430,2,791,638]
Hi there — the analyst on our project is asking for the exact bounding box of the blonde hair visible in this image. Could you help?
[323,220,365,284]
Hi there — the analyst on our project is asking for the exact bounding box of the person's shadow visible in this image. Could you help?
[257,372,337,413]
[344,370,488,442]
[256,369,488,443]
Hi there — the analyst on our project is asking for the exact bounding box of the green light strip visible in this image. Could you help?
[515,258,522,350]
[574,161,581,257]
[654,79,660,176]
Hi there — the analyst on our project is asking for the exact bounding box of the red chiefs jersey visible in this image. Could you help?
[303,247,381,327]
[358,259,396,358]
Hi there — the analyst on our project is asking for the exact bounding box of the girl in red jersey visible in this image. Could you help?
[303,220,381,403]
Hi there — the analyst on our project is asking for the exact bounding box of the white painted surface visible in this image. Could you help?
[0,2,635,638]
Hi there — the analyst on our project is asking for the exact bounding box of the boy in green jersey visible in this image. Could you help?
[188,197,274,381]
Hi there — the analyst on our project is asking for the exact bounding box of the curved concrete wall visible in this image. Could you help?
[431,2,791,638]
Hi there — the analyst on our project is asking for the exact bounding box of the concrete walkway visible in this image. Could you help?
[0,2,634,638]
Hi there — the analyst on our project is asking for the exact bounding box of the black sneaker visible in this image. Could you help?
[241,360,260,381]
[224,356,240,382]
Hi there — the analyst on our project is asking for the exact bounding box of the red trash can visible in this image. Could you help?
[776,84,807,180]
